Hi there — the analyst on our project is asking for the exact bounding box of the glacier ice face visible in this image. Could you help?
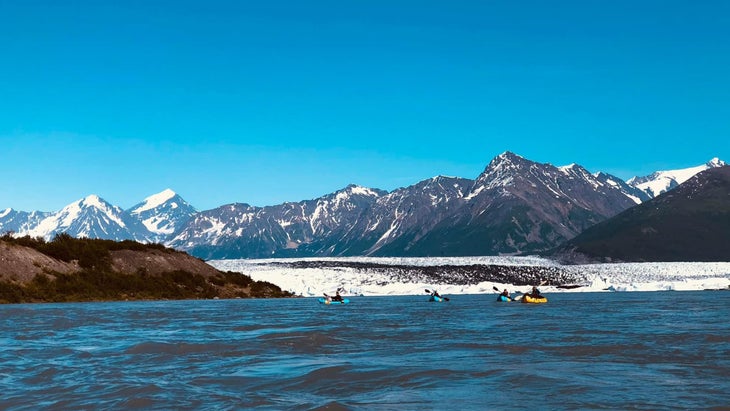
[208,256,730,297]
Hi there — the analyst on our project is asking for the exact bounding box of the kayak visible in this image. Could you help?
[521,295,548,304]
[318,297,350,305]
[429,295,446,302]
[496,295,512,302]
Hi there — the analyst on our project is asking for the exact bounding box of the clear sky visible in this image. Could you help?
[1,0,728,212]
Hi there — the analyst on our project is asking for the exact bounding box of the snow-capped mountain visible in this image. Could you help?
[0,209,50,235]
[24,195,141,241]
[1,154,724,259]
[0,190,194,243]
[397,152,641,256]
[627,157,726,198]
[127,188,197,242]
[169,152,647,259]
[337,176,473,256]
[593,171,652,204]
[166,185,386,259]
[556,166,730,262]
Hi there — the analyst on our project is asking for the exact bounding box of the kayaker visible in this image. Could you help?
[500,289,512,301]
[430,289,442,298]
[527,286,542,298]
[332,290,344,302]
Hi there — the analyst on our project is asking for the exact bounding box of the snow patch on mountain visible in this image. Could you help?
[140,216,171,235]
[131,188,177,214]
[628,158,727,198]
[348,186,381,197]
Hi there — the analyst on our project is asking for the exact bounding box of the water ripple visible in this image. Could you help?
[1,293,729,410]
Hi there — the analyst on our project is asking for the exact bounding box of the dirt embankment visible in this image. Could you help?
[0,242,79,283]
[0,239,293,302]
[0,242,220,283]
[109,249,221,277]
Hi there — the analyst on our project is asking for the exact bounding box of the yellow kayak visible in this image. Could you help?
[521,295,548,304]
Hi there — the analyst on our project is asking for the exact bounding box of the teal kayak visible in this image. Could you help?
[318,297,350,305]
[429,295,446,302]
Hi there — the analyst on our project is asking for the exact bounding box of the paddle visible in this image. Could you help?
[424,289,449,301]
[492,286,514,301]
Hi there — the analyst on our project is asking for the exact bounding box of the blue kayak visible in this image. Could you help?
[496,295,512,302]
[318,297,350,305]
[429,295,446,302]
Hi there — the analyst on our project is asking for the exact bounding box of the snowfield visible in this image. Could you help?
[208,257,730,297]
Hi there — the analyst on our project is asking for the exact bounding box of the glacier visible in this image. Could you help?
[208,256,730,297]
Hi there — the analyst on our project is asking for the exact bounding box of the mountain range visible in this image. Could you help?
[0,189,196,245]
[0,153,725,260]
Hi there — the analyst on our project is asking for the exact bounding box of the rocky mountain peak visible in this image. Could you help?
[127,189,197,240]
[489,151,528,170]
[471,151,534,192]
[707,157,727,167]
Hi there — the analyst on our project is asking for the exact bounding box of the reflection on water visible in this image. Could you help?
[2,292,729,410]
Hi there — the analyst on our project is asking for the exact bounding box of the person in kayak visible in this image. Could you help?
[527,285,542,298]
[323,287,345,302]
[499,289,513,301]
[327,287,345,302]
[430,289,442,298]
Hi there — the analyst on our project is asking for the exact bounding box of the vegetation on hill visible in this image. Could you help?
[0,233,293,303]
[3,233,172,271]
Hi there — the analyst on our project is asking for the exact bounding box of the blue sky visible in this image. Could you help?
[1,0,728,211]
